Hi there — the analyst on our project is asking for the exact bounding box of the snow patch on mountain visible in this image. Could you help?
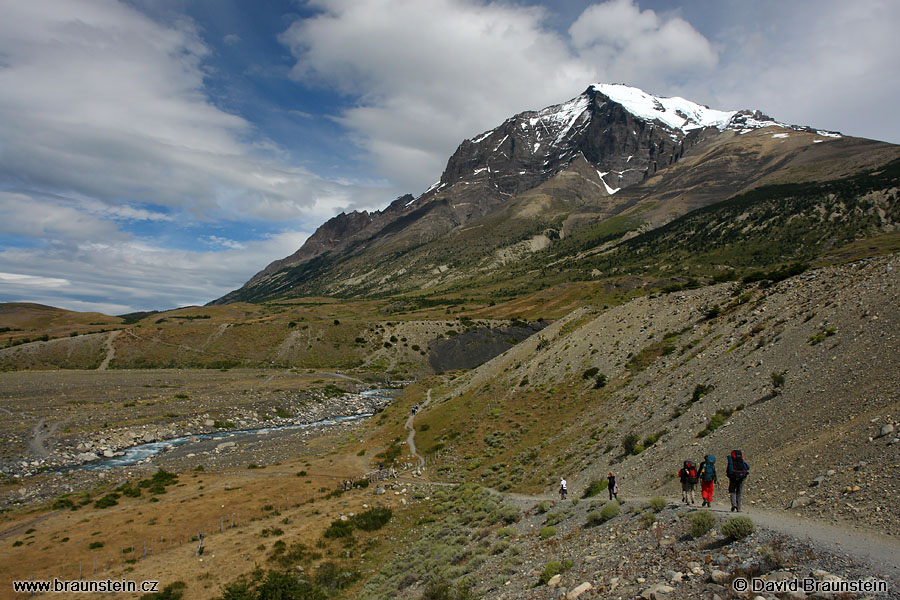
[591,83,734,132]
[596,171,620,195]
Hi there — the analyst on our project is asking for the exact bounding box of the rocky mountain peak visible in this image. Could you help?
[213,83,853,305]
[427,84,842,203]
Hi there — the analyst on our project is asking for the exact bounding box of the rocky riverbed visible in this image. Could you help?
[0,369,402,508]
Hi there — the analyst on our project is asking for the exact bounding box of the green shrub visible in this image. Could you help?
[540,561,561,584]
[353,507,392,531]
[721,516,754,540]
[52,496,76,510]
[697,407,734,437]
[539,526,556,540]
[535,500,552,514]
[771,371,786,389]
[544,509,571,525]
[622,433,639,455]
[316,561,360,591]
[94,494,119,509]
[582,367,600,380]
[648,496,666,512]
[641,512,656,528]
[322,519,354,539]
[643,429,668,447]
[585,511,602,526]
[689,510,716,538]
[421,576,474,600]
[140,581,186,600]
[691,384,713,403]
[587,501,619,526]
[491,540,510,555]
[219,570,326,600]
[581,479,608,498]
[599,501,619,522]
[117,482,142,498]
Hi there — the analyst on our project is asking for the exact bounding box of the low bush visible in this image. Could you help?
[648,496,667,512]
[587,501,619,526]
[544,509,571,525]
[599,501,619,521]
[721,516,754,540]
[140,581,186,600]
[94,494,119,509]
[539,526,556,540]
[540,561,561,584]
[581,479,608,498]
[689,510,716,539]
[354,507,392,531]
[322,519,354,539]
[316,561,360,591]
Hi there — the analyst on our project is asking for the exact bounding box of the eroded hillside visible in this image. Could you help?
[416,252,900,535]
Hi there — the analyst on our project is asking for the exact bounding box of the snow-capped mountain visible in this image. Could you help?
[213,83,869,305]
[429,83,840,202]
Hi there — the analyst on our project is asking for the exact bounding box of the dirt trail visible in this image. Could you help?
[405,389,433,468]
[97,330,121,370]
[736,504,900,582]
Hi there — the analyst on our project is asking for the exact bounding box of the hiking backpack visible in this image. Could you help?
[730,450,748,481]
[685,461,699,484]
[701,456,716,482]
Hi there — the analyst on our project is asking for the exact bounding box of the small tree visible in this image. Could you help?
[771,371,786,395]
[622,433,639,455]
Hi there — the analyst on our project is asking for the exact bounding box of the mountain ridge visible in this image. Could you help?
[213,83,890,306]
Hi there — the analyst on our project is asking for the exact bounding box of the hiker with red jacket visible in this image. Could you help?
[698,455,717,507]
[678,460,699,504]
[726,449,750,512]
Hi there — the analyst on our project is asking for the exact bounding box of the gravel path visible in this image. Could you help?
[405,388,432,468]
[97,330,121,370]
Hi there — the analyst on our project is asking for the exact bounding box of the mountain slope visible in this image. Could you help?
[214,84,897,305]
[414,251,900,536]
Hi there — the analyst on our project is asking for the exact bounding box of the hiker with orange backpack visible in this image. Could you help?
[726,450,750,512]
[698,455,717,507]
[678,460,699,504]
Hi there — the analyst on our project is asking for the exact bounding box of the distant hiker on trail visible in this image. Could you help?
[699,455,717,507]
[679,460,699,504]
[559,478,567,500]
[607,472,618,501]
[726,449,749,512]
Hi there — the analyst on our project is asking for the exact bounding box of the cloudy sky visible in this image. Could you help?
[1,0,898,314]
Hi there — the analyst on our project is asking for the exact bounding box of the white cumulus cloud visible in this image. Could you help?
[280,0,722,194]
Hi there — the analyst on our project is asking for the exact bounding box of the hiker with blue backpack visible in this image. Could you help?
[726,449,750,512]
[698,455,717,507]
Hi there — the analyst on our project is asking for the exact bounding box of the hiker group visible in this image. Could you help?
[678,450,749,512]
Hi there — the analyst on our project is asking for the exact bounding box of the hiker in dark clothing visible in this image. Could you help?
[726,450,749,512]
[678,460,699,504]
[607,472,618,501]
[699,455,718,507]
